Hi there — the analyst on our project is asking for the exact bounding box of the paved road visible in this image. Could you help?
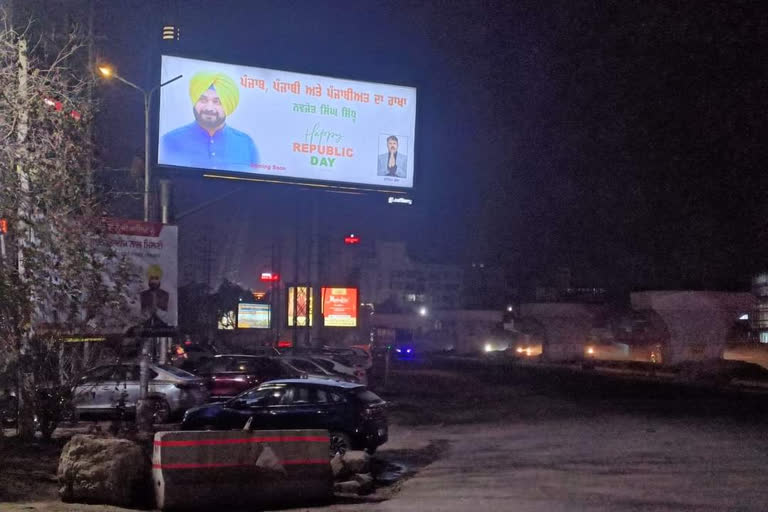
[323,360,768,512]
[357,417,768,512]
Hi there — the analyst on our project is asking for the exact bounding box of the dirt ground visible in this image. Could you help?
[3,359,768,511]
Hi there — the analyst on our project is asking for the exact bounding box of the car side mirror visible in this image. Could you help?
[230,399,246,410]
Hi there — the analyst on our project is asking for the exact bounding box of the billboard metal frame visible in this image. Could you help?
[155,52,419,197]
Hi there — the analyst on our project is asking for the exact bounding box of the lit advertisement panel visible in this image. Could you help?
[287,286,313,327]
[237,303,271,329]
[158,55,416,191]
[322,288,358,327]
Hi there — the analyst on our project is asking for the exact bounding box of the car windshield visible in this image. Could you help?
[287,358,324,373]
[311,358,335,372]
[355,389,384,404]
[157,365,196,378]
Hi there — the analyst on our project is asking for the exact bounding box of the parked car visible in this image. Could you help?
[281,356,356,382]
[309,355,368,384]
[173,342,217,372]
[394,344,416,360]
[319,346,373,370]
[72,363,208,423]
[196,354,315,401]
[181,378,388,454]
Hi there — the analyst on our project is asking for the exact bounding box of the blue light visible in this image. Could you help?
[406,348,412,353]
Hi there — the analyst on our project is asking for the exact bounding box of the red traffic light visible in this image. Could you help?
[0,218,7,234]
[260,272,280,282]
[344,234,360,245]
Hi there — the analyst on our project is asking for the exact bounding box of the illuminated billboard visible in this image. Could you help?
[158,55,416,192]
[237,303,271,329]
[322,288,358,327]
[287,286,313,327]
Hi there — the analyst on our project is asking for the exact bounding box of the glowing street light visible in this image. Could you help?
[419,306,428,317]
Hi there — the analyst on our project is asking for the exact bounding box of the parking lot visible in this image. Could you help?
[3,356,768,511]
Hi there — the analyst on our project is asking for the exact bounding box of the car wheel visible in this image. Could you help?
[151,399,172,425]
[329,431,352,457]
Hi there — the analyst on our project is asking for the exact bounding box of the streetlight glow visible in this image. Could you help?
[98,66,113,77]
[419,306,428,317]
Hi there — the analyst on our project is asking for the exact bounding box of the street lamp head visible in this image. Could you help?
[98,65,113,78]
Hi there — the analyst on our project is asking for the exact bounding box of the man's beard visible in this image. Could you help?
[193,107,226,131]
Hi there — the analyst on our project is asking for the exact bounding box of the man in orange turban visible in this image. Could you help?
[160,72,258,171]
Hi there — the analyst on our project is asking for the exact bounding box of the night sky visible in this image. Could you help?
[92,0,768,294]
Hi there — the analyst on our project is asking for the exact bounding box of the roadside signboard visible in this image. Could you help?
[321,287,358,327]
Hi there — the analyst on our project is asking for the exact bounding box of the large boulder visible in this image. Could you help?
[58,434,150,507]
[342,450,370,475]
[330,453,344,479]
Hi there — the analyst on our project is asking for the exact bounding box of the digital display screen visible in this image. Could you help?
[158,55,416,191]
[287,286,313,327]
[237,303,271,329]
[322,287,358,327]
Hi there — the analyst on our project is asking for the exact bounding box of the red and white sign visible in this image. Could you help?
[260,272,280,282]
[321,288,358,327]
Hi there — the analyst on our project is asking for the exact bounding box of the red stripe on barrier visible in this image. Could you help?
[152,459,328,470]
[154,436,329,447]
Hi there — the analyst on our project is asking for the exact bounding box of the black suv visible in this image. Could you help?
[181,378,388,454]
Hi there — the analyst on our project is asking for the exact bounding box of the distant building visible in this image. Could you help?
[462,262,517,309]
[351,242,463,311]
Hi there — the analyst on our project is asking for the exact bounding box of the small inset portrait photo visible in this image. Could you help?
[377,134,408,178]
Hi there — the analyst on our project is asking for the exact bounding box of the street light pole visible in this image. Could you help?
[100,68,182,221]
[98,66,182,431]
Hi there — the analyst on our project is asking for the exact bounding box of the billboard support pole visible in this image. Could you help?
[305,195,313,348]
[97,71,182,434]
[292,201,299,347]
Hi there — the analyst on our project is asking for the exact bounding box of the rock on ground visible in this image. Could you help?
[330,453,344,479]
[334,480,362,494]
[57,434,150,507]
[342,450,370,474]
[354,472,375,494]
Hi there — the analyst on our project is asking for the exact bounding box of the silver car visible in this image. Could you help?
[72,363,208,423]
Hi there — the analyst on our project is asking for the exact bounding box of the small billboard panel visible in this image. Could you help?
[158,55,416,192]
[237,303,271,329]
[322,287,358,327]
[287,286,313,327]
[104,219,178,332]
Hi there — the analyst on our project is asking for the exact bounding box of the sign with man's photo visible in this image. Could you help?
[105,218,178,332]
[158,55,417,192]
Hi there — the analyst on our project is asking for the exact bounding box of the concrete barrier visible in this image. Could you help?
[152,429,332,510]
